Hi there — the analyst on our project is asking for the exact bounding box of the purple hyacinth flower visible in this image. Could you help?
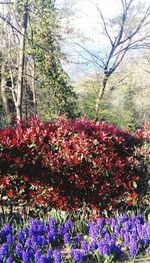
[23,227,29,236]
[102,244,110,256]
[39,254,47,263]
[6,256,13,263]
[37,235,47,246]
[7,234,14,246]
[131,229,138,240]
[90,240,98,251]
[49,218,56,229]
[15,243,23,258]
[1,224,12,241]
[114,244,122,257]
[146,224,150,236]
[47,248,53,261]
[105,217,111,225]
[32,242,38,252]
[114,225,120,235]
[124,221,132,231]
[75,234,81,245]
[58,225,64,236]
[53,249,62,263]
[31,235,37,244]
[34,250,42,262]
[0,243,9,260]
[137,214,144,225]
[101,228,107,237]
[64,220,74,230]
[119,213,129,224]
[81,241,89,253]
[48,230,56,244]
[111,218,117,228]
[71,248,84,263]
[124,232,130,245]
[120,228,126,239]
[24,237,31,248]
[38,222,45,234]
[22,250,31,263]
[136,223,142,235]
[64,232,71,245]
[18,230,25,243]
[104,232,110,242]
[109,234,116,247]
[129,239,138,258]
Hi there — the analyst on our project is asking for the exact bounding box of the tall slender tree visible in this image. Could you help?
[0,0,79,123]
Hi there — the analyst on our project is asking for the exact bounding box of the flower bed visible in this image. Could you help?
[0,213,149,262]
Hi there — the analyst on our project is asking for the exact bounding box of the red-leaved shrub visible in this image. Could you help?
[135,125,150,142]
[0,117,144,211]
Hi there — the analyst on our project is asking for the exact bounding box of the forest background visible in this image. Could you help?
[0,0,150,131]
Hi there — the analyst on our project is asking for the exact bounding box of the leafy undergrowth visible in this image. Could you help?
[0,212,149,263]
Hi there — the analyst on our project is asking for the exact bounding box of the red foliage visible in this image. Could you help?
[135,125,150,142]
[0,117,143,211]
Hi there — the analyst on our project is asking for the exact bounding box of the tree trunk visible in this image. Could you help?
[16,0,28,121]
[95,75,109,121]
[31,57,37,115]
[1,61,12,124]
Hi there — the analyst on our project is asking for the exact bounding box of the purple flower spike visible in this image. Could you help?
[81,241,89,253]
[22,250,31,263]
[111,218,117,228]
[47,248,53,262]
[124,232,130,245]
[39,254,47,263]
[48,230,56,244]
[53,249,62,263]
[7,234,14,246]
[119,213,129,224]
[0,243,9,260]
[15,243,23,258]
[90,240,98,251]
[34,250,42,262]
[129,240,138,258]
[64,220,74,230]
[37,235,46,246]
[24,237,31,248]
[18,230,25,243]
[71,248,84,263]
[103,244,110,256]
[1,224,12,241]
[75,234,81,245]
[105,218,111,225]
[58,225,64,236]
[64,232,71,245]
[6,256,13,263]
[137,214,144,225]
[49,218,56,229]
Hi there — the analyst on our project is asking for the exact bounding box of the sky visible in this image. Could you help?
[56,0,149,81]
[56,0,122,80]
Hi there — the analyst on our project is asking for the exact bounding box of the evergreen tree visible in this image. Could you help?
[27,0,79,119]
[122,84,138,131]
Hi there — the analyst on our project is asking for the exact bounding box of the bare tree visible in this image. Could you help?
[0,58,12,124]
[0,4,12,124]
[0,0,29,121]
[16,0,28,120]
[75,0,150,120]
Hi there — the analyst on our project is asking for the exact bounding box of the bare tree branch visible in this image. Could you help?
[96,4,113,46]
